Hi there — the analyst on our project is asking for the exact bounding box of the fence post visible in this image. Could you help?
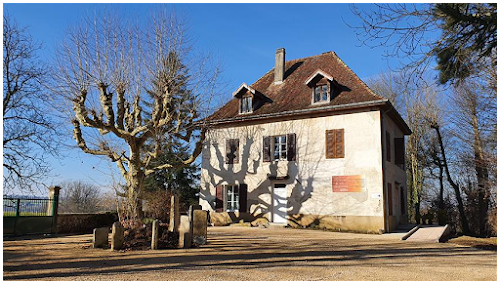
[48,186,60,234]
[13,199,20,235]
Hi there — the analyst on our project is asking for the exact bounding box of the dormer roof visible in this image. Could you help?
[232,83,256,97]
[305,69,334,85]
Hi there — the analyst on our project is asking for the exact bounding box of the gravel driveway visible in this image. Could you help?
[3,226,496,281]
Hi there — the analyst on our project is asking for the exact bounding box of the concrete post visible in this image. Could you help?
[192,210,208,245]
[168,195,180,233]
[151,219,159,250]
[93,227,109,248]
[188,205,202,241]
[110,221,124,251]
[47,186,60,234]
[178,215,191,248]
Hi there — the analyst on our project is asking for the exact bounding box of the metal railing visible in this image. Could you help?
[3,198,55,217]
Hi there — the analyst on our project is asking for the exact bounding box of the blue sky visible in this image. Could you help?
[4,3,428,194]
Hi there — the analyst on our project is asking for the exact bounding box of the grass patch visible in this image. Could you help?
[448,236,497,251]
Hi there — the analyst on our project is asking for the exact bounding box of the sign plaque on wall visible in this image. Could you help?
[332,175,366,192]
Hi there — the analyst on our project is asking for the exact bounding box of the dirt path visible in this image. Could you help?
[3,227,496,281]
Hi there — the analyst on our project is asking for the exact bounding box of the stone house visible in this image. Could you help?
[199,48,411,233]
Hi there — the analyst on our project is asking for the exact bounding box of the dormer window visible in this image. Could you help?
[240,96,253,114]
[233,82,271,114]
[314,85,329,103]
[305,69,335,106]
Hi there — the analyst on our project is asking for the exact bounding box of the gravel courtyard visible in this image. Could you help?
[3,226,496,281]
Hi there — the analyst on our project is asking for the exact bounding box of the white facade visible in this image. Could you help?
[200,109,408,233]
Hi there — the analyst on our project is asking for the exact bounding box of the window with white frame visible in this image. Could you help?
[273,135,287,161]
[225,185,239,212]
[313,85,328,103]
[240,96,252,114]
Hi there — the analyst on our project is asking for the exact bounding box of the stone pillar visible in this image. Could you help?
[110,221,124,251]
[151,219,159,250]
[192,210,208,245]
[47,186,60,216]
[47,186,61,234]
[93,227,109,248]
[178,215,191,248]
[168,195,180,233]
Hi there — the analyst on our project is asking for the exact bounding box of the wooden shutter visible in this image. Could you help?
[326,129,344,159]
[387,183,393,216]
[215,185,223,212]
[394,138,405,166]
[386,132,391,162]
[325,130,335,159]
[334,129,344,158]
[239,184,247,213]
[263,136,271,162]
[400,186,405,216]
[287,133,296,161]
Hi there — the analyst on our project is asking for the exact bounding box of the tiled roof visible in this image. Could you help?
[207,51,385,121]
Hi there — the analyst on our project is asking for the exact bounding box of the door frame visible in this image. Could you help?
[272,183,287,224]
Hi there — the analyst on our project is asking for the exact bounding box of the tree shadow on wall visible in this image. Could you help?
[200,121,338,225]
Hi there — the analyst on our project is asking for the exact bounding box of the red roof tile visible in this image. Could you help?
[207,51,385,121]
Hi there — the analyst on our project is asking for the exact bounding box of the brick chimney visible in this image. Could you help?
[274,48,285,84]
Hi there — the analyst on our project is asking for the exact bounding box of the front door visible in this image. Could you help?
[273,184,287,224]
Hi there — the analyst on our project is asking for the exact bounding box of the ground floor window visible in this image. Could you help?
[225,185,239,212]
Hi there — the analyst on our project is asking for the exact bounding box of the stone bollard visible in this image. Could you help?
[178,215,191,248]
[192,210,208,245]
[151,219,159,250]
[92,227,109,248]
[110,221,124,251]
[168,195,180,233]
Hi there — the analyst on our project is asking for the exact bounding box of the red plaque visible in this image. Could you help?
[332,175,365,192]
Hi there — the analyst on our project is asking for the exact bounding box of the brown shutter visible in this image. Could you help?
[263,136,271,162]
[239,184,247,213]
[400,186,405,215]
[287,133,296,161]
[334,129,344,158]
[233,139,239,164]
[325,130,335,159]
[225,140,231,164]
[386,132,391,162]
[387,183,393,216]
[215,185,223,212]
[394,138,405,166]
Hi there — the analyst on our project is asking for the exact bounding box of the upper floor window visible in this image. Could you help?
[326,129,344,159]
[240,96,253,114]
[313,85,329,104]
[273,135,287,161]
[263,134,296,162]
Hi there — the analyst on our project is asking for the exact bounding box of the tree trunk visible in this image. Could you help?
[432,124,470,235]
[472,112,490,236]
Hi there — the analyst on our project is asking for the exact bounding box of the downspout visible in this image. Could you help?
[380,110,388,233]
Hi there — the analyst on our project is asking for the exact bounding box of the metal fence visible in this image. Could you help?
[3,198,55,217]
[3,197,58,235]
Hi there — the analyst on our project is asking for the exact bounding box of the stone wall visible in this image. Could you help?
[57,212,118,234]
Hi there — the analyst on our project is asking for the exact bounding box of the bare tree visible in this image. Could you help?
[59,180,102,213]
[449,77,496,236]
[429,120,470,235]
[55,9,219,227]
[3,14,59,192]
